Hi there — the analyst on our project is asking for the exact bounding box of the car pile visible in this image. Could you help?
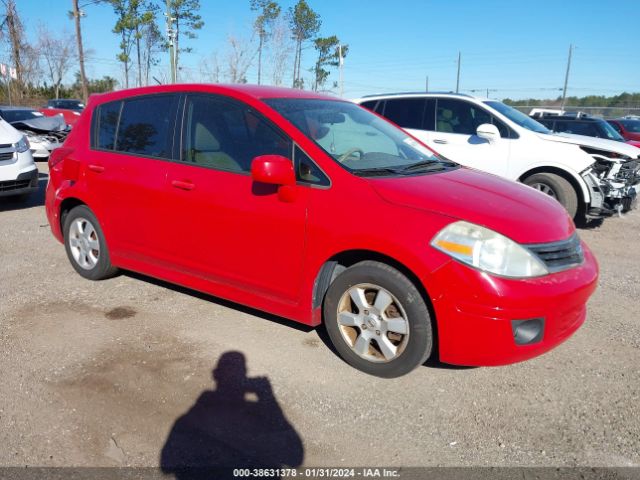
[0,106,71,160]
[355,93,640,221]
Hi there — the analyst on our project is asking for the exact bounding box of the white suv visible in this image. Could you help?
[0,118,38,198]
[354,93,640,222]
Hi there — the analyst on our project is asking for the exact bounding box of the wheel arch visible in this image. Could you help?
[311,249,439,348]
[59,197,88,237]
[518,165,590,204]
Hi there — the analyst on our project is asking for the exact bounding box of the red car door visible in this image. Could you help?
[163,94,310,303]
[85,94,179,264]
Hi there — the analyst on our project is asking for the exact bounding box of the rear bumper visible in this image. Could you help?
[0,167,38,197]
[426,242,599,366]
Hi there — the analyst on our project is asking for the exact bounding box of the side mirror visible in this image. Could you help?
[476,123,500,142]
[251,155,296,186]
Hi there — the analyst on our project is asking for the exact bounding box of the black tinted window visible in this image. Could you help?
[95,101,121,150]
[183,95,291,173]
[608,121,622,134]
[116,95,177,158]
[554,121,598,137]
[295,146,329,186]
[360,100,379,112]
[382,98,427,129]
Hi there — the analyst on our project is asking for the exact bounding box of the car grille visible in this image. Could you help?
[526,234,584,273]
[0,151,14,161]
[0,179,31,192]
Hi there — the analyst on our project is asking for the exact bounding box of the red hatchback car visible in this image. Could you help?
[46,84,598,377]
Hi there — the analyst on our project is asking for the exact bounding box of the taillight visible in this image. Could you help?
[49,147,74,168]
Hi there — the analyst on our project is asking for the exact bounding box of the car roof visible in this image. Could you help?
[0,105,37,111]
[91,84,341,104]
[354,92,483,102]
[539,116,604,122]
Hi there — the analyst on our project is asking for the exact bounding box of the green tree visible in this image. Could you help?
[287,0,320,88]
[168,0,204,80]
[250,0,280,85]
[312,35,346,92]
[109,0,136,88]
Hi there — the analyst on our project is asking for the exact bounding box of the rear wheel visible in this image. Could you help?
[524,172,578,219]
[63,205,118,280]
[323,261,433,378]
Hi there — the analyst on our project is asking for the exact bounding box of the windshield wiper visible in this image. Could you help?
[353,167,404,177]
[399,160,451,173]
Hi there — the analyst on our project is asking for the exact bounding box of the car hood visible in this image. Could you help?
[0,118,21,143]
[537,132,640,159]
[626,140,640,149]
[369,167,575,244]
[10,115,67,134]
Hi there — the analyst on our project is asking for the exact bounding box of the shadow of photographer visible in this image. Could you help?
[160,351,304,479]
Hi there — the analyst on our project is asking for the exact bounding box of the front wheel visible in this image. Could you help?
[523,172,579,219]
[323,261,433,378]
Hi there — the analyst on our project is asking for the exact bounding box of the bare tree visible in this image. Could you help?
[224,33,257,84]
[0,0,25,97]
[200,52,221,83]
[269,15,292,86]
[37,25,76,99]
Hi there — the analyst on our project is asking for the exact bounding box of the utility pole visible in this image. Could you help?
[425,75,429,92]
[338,44,344,97]
[71,0,89,102]
[455,51,461,93]
[561,44,573,110]
[165,0,176,83]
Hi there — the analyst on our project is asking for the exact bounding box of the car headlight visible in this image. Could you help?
[16,136,30,153]
[431,221,548,278]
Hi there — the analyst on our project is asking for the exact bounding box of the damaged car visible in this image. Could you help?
[0,106,70,160]
[354,93,640,221]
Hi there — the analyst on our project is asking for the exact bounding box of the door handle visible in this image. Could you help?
[171,180,195,191]
[88,164,105,173]
[433,139,448,145]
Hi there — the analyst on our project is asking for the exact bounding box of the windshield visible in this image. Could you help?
[484,101,551,134]
[265,98,455,176]
[0,110,43,122]
[620,120,640,133]
[597,120,625,141]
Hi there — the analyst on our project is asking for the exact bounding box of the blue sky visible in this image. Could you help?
[10,0,640,100]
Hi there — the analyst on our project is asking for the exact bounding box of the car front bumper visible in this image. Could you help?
[0,167,39,197]
[426,241,599,366]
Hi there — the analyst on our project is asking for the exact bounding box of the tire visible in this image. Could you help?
[524,172,579,219]
[323,261,433,378]
[63,205,118,280]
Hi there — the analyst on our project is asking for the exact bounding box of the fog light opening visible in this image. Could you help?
[512,318,545,345]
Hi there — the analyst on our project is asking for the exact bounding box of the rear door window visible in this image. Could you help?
[115,94,179,159]
[382,98,427,130]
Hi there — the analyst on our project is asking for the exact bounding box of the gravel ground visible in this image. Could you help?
[0,163,639,469]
